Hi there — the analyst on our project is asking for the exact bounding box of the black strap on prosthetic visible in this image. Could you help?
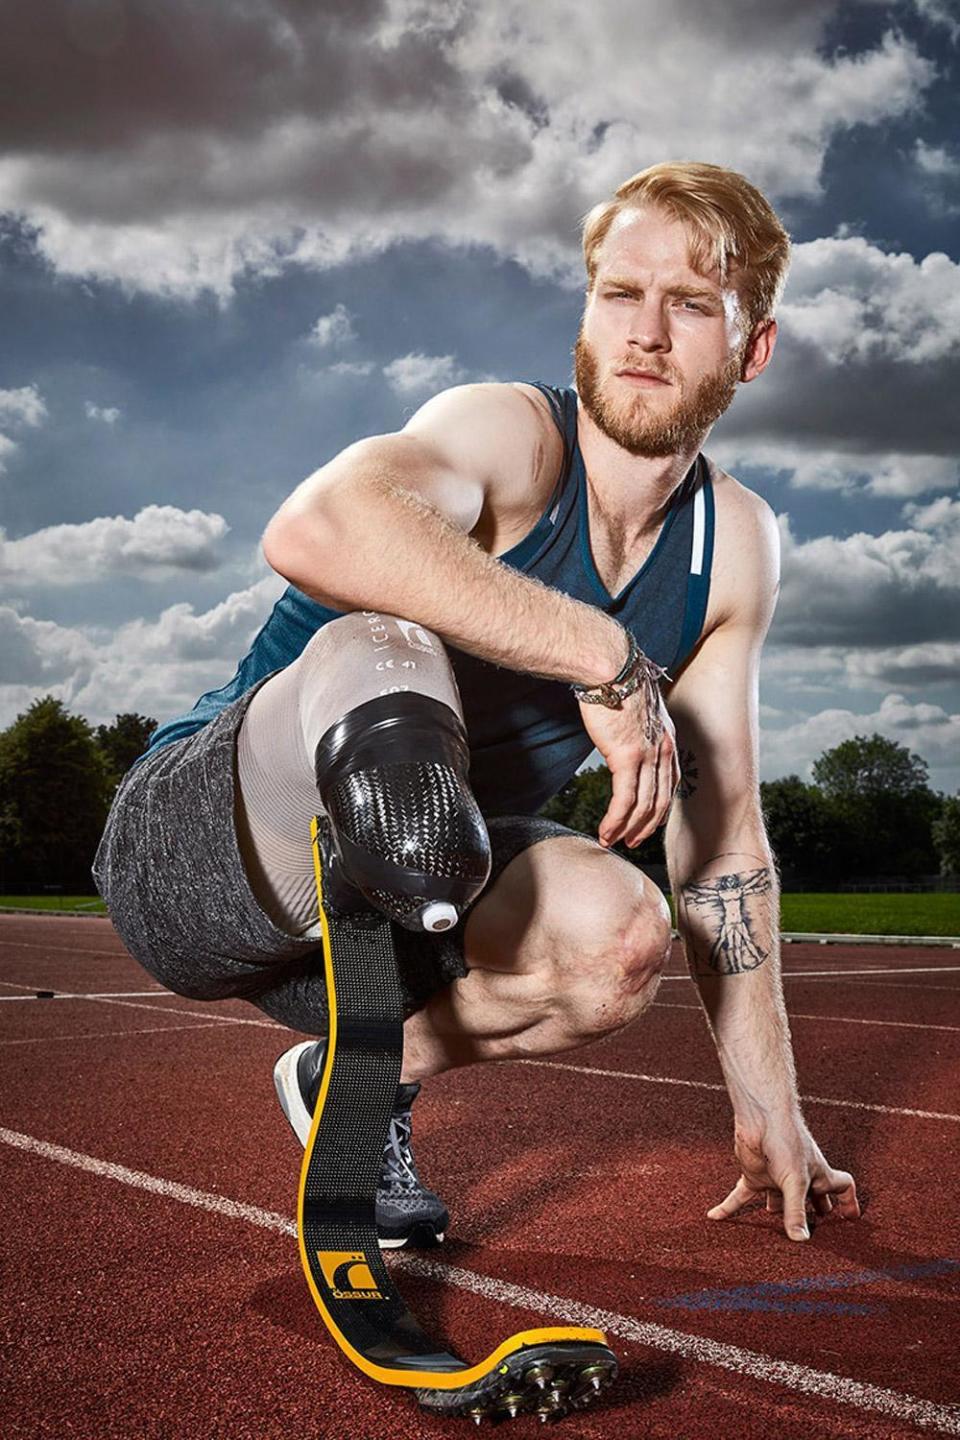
[298,817,462,1371]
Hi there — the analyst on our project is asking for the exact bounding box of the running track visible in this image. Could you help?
[2,912,959,1439]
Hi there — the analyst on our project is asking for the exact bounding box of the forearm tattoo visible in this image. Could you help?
[677,746,698,799]
[680,866,772,975]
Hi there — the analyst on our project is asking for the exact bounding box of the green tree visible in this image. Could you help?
[95,712,156,788]
[811,733,939,878]
[932,795,960,878]
[812,732,930,800]
[760,774,848,887]
[0,696,113,891]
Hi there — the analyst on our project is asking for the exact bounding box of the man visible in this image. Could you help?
[94,160,860,1252]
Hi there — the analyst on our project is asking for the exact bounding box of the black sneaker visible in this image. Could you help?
[273,1039,448,1249]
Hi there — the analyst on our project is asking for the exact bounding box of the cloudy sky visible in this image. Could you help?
[1,0,958,794]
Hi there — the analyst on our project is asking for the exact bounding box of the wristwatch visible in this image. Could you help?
[570,629,663,709]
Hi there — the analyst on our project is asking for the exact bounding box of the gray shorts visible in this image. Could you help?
[92,676,591,1033]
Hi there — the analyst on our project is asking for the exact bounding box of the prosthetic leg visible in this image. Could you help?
[297,692,619,1422]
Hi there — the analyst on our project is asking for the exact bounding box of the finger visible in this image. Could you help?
[625,750,665,848]
[812,1192,834,1217]
[707,1176,757,1221]
[632,747,658,831]
[781,1174,811,1241]
[600,759,640,845]
[654,739,676,827]
[820,1169,861,1219]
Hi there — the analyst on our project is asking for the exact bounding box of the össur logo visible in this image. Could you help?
[317,1250,383,1300]
[395,619,437,656]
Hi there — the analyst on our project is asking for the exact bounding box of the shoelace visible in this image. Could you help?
[381,1109,420,1191]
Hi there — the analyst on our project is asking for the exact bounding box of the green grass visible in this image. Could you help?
[777,892,960,937]
[1,891,958,935]
[0,895,107,913]
[662,890,959,936]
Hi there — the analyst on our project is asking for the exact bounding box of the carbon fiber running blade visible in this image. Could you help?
[297,812,619,1417]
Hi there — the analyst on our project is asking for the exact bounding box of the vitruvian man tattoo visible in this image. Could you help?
[680,867,772,975]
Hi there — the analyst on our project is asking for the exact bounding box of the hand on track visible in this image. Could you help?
[707,1118,861,1241]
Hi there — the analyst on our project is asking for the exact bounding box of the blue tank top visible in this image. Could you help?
[135,383,715,816]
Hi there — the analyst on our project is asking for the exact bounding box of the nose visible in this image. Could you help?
[627,296,670,353]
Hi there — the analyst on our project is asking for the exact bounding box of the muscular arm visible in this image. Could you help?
[262,382,627,689]
[663,493,800,1136]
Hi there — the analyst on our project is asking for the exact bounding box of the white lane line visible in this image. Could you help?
[0,990,164,1002]
[515,1060,960,1123]
[0,985,283,1029]
[2,1126,957,1436]
[0,1022,234,1047]
[394,1256,960,1437]
[780,978,960,996]
[655,1002,960,1035]
[783,966,960,979]
[660,966,960,982]
[0,1128,294,1230]
[0,940,124,957]
[86,996,283,1029]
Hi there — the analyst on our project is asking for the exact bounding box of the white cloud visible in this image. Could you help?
[912,0,960,41]
[308,304,356,347]
[0,571,286,730]
[326,360,376,377]
[914,138,958,177]
[84,401,121,424]
[0,506,229,587]
[759,693,960,786]
[0,434,18,473]
[763,640,960,693]
[0,385,47,428]
[711,234,960,496]
[770,511,959,651]
[903,494,960,531]
[0,3,937,300]
[714,441,956,499]
[383,352,468,396]
[0,385,48,472]
[778,237,960,366]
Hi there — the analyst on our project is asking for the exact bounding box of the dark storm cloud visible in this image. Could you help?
[0,0,460,151]
[0,0,939,299]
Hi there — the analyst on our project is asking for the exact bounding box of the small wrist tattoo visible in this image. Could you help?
[677,746,699,799]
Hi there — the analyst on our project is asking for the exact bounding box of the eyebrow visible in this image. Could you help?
[599,276,722,303]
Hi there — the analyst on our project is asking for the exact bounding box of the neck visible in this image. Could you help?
[576,398,704,539]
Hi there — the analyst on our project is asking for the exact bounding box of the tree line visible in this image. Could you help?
[0,695,958,893]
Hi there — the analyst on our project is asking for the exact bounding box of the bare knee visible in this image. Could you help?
[552,853,673,1040]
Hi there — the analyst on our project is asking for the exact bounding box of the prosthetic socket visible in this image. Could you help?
[313,691,492,934]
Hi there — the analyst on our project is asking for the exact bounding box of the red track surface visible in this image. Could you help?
[2,912,959,1439]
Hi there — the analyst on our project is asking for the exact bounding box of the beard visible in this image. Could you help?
[574,323,744,458]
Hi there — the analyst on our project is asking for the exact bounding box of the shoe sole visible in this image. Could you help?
[274,1041,445,1251]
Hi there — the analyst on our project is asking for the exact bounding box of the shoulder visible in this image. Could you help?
[404,381,560,452]
[402,379,565,511]
[701,454,781,632]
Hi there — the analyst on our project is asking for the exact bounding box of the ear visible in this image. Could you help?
[741,318,778,383]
